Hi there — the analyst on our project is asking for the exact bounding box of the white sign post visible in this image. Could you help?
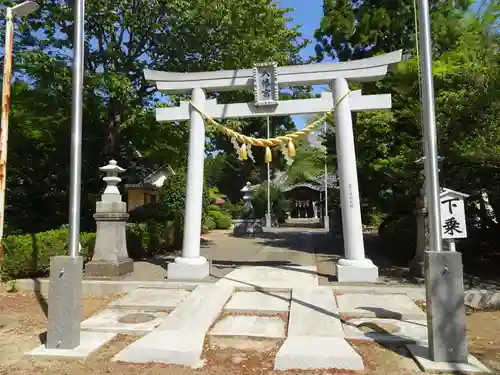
[440,188,469,251]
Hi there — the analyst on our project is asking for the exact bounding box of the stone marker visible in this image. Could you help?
[85,160,133,279]
[46,256,83,349]
[424,251,468,362]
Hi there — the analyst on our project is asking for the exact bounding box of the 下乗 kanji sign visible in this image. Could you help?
[440,188,469,239]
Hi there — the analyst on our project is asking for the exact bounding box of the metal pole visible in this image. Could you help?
[0,8,14,260]
[418,0,442,252]
[68,0,85,258]
[266,116,271,226]
[324,121,328,217]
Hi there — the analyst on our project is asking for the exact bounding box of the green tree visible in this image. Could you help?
[314,0,472,61]
[1,0,304,233]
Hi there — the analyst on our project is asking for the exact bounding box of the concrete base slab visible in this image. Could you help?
[209,337,279,352]
[113,330,205,367]
[407,344,491,373]
[26,331,117,360]
[337,293,426,320]
[342,318,428,343]
[85,258,134,279]
[216,265,318,289]
[113,285,233,366]
[209,315,286,340]
[336,263,378,283]
[274,337,364,371]
[167,260,210,280]
[288,287,343,337]
[224,291,290,314]
[80,309,168,335]
[110,288,191,310]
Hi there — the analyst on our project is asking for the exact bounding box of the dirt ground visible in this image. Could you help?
[0,284,498,375]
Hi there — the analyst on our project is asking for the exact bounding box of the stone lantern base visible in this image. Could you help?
[85,259,134,279]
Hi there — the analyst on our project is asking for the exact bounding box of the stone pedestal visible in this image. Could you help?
[232,218,264,236]
[86,202,133,279]
[167,256,210,280]
[336,258,379,282]
[265,213,272,228]
[46,256,83,349]
[323,214,330,231]
[85,160,133,279]
[425,251,468,362]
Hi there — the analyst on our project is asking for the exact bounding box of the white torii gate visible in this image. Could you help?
[145,50,402,282]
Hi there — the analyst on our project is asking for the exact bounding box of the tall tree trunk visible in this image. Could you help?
[104,105,121,158]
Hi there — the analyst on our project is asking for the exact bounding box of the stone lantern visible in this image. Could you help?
[232,182,264,236]
[85,160,133,279]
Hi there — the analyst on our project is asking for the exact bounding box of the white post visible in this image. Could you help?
[332,78,378,282]
[448,239,456,252]
[324,130,329,230]
[167,87,209,280]
[265,116,272,228]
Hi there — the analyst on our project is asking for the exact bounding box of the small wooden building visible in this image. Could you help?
[124,165,174,212]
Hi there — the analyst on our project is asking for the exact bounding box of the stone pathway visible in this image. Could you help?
[52,284,465,372]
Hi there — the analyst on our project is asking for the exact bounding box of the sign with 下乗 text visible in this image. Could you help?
[440,189,468,239]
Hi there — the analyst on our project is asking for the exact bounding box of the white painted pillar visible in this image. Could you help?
[332,78,378,282]
[168,87,209,279]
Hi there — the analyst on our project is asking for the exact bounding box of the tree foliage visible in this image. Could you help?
[1,0,303,233]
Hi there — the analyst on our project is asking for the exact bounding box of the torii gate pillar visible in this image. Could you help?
[333,78,378,282]
[167,88,210,280]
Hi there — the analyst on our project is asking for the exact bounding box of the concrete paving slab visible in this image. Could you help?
[80,309,168,335]
[274,337,364,371]
[342,318,428,343]
[336,293,426,320]
[209,315,286,340]
[113,330,205,367]
[288,287,343,337]
[25,331,117,360]
[224,291,290,314]
[407,344,491,373]
[156,284,234,332]
[113,284,233,366]
[109,288,191,310]
[216,265,318,289]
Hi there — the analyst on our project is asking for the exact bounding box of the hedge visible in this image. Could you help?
[126,221,181,259]
[208,210,232,229]
[0,222,183,280]
[1,229,95,281]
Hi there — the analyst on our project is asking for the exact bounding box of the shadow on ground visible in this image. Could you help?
[133,224,500,289]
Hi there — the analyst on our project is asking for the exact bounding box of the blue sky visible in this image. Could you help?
[277,0,326,129]
[278,0,324,60]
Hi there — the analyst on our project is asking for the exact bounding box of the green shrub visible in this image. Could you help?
[126,221,184,260]
[379,214,416,261]
[202,215,216,233]
[208,210,223,220]
[128,202,167,223]
[222,200,244,219]
[1,229,95,281]
[215,214,232,229]
[252,183,290,222]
